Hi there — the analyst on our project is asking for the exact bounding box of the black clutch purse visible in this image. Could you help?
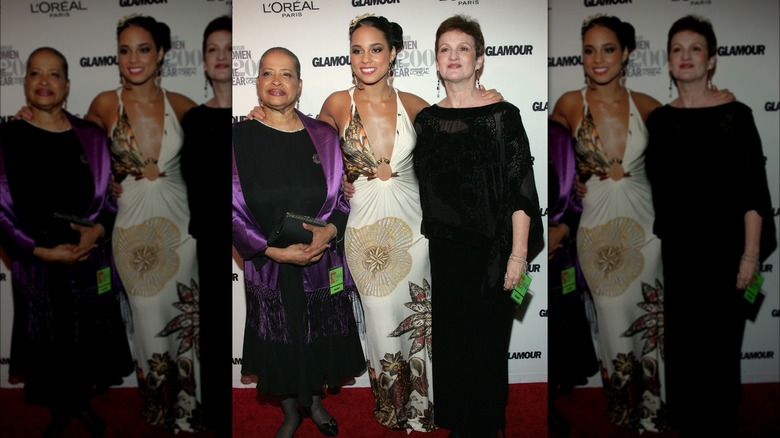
[267,212,328,248]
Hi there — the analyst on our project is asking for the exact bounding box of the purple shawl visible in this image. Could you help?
[232,110,360,343]
[0,112,120,340]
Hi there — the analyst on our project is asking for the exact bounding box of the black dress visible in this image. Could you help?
[646,102,776,435]
[547,120,598,394]
[233,121,365,407]
[0,120,133,412]
[413,102,544,433]
[179,104,233,433]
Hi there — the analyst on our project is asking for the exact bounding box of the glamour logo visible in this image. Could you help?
[765,102,780,111]
[485,45,533,56]
[0,46,25,86]
[233,46,258,85]
[584,0,632,6]
[261,1,319,16]
[0,49,20,60]
[80,56,118,67]
[760,263,772,273]
[528,264,540,273]
[548,55,582,67]
[119,0,168,6]
[162,39,200,78]
[507,351,542,360]
[395,38,434,78]
[539,309,547,317]
[29,1,86,15]
[717,45,766,56]
[312,55,350,68]
[0,357,10,364]
[625,38,664,79]
[740,351,775,360]
[532,102,548,112]
[232,357,242,365]
[352,0,400,6]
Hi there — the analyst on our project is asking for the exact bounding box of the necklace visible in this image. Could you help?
[259,116,302,133]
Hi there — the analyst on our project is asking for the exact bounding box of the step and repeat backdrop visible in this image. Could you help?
[0,0,231,388]
[231,0,550,388]
[549,0,779,384]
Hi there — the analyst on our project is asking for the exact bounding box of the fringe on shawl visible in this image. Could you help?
[246,282,364,344]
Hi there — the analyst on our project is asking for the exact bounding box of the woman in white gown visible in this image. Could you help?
[550,15,667,433]
[320,15,435,432]
[86,14,201,433]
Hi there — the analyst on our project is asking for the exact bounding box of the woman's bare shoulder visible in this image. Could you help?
[86,90,118,129]
[397,91,430,122]
[630,90,663,120]
[550,90,582,131]
[165,91,198,120]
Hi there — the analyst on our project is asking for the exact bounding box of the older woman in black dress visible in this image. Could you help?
[646,15,776,437]
[413,15,543,437]
[0,47,133,438]
[232,47,365,438]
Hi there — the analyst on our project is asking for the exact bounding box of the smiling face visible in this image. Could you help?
[350,24,395,87]
[118,24,165,86]
[204,29,231,85]
[582,24,628,86]
[24,49,69,111]
[435,29,482,85]
[668,29,715,85]
[256,49,301,110]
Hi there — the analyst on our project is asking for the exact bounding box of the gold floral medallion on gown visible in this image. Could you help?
[578,216,645,297]
[114,216,181,297]
[346,217,413,297]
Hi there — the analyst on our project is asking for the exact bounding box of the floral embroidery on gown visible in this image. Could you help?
[574,88,667,432]
[109,88,202,432]
[340,87,434,432]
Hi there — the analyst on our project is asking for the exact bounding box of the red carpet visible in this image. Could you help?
[2,382,778,437]
[553,382,780,438]
[232,383,546,437]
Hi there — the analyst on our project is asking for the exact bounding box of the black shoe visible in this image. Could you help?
[313,417,338,437]
[302,407,338,436]
[76,406,106,437]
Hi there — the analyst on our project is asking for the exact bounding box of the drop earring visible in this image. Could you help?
[436,77,440,99]
[204,77,209,98]
[387,61,394,89]
[669,77,673,98]
[352,71,364,90]
[476,68,480,88]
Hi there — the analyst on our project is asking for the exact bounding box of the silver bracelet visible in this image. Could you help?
[509,254,527,264]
